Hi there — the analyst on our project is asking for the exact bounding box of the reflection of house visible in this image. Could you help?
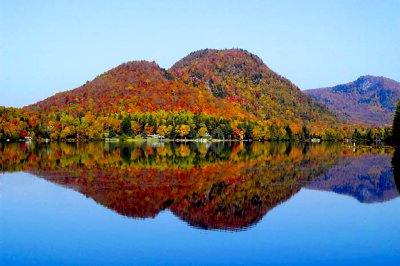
[149,141,165,148]
[24,136,32,145]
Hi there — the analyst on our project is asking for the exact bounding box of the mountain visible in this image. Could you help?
[26,49,338,124]
[2,49,344,141]
[26,60,247,119]
[305,75,400,126]
[170,49,338,125]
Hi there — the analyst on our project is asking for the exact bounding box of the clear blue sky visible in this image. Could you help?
[1,0,399,108]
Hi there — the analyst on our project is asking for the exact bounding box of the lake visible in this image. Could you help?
[1,141,400,265]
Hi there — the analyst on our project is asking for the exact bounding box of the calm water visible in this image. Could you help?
[1,141,400,265]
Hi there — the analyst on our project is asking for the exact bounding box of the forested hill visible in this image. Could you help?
[26,60,248,119]
[170,49,338,125]
[305,75,400,126]
[1,49,347,141]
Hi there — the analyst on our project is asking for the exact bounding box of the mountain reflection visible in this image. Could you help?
[1,141,399,230]
[307,153,398,203]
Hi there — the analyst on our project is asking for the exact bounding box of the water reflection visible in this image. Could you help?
[1,141,398,230]
[307,153,397,203]
[392,147,400,194]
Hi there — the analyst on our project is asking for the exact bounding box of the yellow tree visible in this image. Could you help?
[198,126,208,138]
[157,125,168,137]
[177,124,190,139]
[251,125,263,140]
[131,121,142,136]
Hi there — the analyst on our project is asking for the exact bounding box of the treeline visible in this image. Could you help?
[0,107,394,142]
[351,127,393,143]
[0,107,33,140]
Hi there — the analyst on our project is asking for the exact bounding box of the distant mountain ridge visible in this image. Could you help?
[305,75,400,126]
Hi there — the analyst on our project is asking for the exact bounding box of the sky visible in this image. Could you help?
[1,0,399,108]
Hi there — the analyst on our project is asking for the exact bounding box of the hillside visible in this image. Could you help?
[2,49,346,141]
[26,60,246,119]
[305,75,400,126]
[170,49,338,125]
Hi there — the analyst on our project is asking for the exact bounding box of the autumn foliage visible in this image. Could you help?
[1,141,396,230]
[0,49,381,141]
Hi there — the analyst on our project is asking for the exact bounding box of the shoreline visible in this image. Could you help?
[104,137,247,143]
[2,137,393,148]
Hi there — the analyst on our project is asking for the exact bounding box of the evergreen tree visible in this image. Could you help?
[352,128,361,141]
[285,125,293,140]
[301,125,310,140]
[393,102,400,146]
[108,128,117,138]
[121,117,132,135]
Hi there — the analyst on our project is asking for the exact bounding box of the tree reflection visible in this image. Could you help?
[392,147,400,194]
[1,141,398,230]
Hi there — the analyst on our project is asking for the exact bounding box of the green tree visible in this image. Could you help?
[352,128,361,141]
[301,125,310,140]
[121,117,132,135]
[393,102,400,145]
[285,125,293,140]
[108,128,117,138]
